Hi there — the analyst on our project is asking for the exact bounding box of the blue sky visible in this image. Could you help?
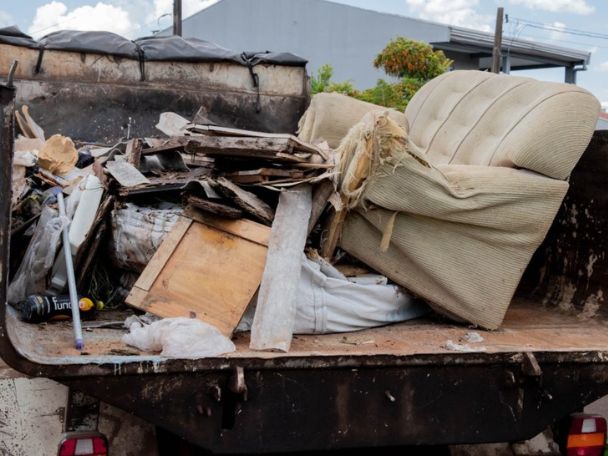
[1,0,606,107]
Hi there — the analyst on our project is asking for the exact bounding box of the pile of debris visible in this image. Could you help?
[8,103,428,357]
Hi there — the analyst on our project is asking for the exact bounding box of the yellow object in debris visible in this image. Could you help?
[37,134,78,176]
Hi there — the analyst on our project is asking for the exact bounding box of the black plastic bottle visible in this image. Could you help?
[19,294,102,323]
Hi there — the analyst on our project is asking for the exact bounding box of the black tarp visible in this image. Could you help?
[0,26,39,49]
[241,51,308,67]
[0,27,307,67]
[135,35,243,64]
[39,30,140,59]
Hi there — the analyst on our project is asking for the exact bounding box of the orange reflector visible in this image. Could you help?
[567,432,606,448]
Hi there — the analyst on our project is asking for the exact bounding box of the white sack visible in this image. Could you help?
[238,255,428,334]
[294,256,428,333]
[122,317,236,358]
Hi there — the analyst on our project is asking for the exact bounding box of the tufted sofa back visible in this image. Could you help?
[405,70,600,180]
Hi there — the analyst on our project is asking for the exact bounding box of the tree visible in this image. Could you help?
[309,37,452,110]
[373,37,452,81]
[310,64,357,96]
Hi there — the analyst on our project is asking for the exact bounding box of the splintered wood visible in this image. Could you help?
[250,185,312,352]
[126,216,270,337]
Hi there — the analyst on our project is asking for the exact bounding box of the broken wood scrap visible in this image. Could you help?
[225,168,306,184]
[21,106,45,141]
[127,216,270,337]
[186,124,329,160]
[181,153,214,168]
[125,138,143,167]
[186,195,243,219]
[105,160,150,188]
[184,136,311,163]
[141,137,189,155]
[320,197,347,261]
[211,177,274,225]
[250,185,312,352]
[75,196,115,288]
[308,179,335,234]
[15,110,35,139]
[117,168,211,197]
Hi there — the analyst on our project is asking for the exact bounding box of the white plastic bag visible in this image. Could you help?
[7,206,68,304]
[122,317,236,358]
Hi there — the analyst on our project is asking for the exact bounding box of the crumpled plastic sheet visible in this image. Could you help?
[7,206,69,304]
[122,317,236,358]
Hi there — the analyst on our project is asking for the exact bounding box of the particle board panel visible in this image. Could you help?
[126,216,269,336]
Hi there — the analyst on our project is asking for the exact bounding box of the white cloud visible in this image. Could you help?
[598,61,608,72]
[602,101,608,112]
[0,10,12,27]
[406,0,493,32]
[509,0,593,15]
[28,2,136,39]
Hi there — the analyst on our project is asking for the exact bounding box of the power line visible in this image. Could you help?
[507,16,608,41]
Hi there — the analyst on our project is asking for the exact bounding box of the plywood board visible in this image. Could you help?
[127,216,269,336]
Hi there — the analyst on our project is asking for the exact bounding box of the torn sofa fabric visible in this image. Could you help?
[336,71,599,329]
[297,92,407,149]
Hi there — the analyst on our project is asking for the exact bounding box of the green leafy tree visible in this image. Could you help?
[373,37,452,80]
[310,38,452,111]
[310,64,358,96]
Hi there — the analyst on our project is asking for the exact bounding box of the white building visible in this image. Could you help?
[161,0,592,88]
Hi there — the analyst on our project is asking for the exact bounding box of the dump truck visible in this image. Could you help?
[2,29,608,455]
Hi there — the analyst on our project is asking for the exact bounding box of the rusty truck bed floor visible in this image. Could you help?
[7,298,608,365]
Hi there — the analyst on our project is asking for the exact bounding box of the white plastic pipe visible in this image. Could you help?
[57,192,84,350]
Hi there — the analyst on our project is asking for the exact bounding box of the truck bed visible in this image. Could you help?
[7,298,608,366]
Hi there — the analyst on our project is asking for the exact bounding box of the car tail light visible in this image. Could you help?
[567,413,607,456]
[58,431,108,456]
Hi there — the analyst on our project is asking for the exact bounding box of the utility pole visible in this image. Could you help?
[491,7,504,73]
[173,0,182,36]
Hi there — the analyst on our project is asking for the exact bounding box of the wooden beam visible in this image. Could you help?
[250,185,312,352]
[491,7,504,74]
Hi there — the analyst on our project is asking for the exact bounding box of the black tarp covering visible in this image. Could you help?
[0,27,307,67]
[0,26,39,48]
[39,30,140,59]
[135,35,243,63]
[241,51,308,67]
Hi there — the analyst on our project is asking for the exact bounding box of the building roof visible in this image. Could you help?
[433,26,590,70]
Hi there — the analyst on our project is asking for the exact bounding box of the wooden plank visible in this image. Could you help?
[187,124,328,159]
[125,138,143,167]
[183,136,310,163]
[141,137,188,155]
[134,216,192,291]
[212,177,274,225]
[308,179,335,234]
[127,218,270,336]
[250,185,312,352]
[186,195,243,219]
[184,208,270,246]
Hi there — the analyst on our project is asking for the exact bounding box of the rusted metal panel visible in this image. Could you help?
[64,361,608,452]
[521,131,608,317]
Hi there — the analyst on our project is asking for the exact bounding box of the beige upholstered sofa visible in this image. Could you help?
[302,70,600,329]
